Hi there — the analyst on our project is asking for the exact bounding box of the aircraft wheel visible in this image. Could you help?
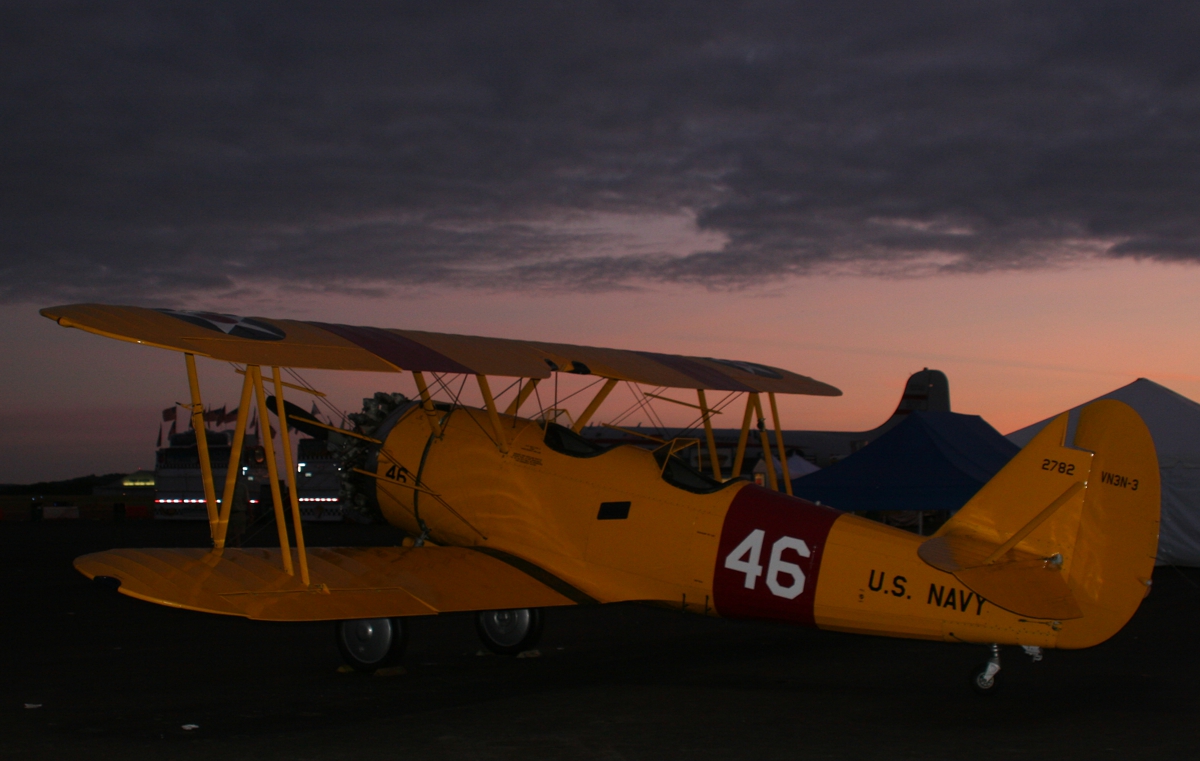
[476,608,543,655]
[335,617,407,673]
[970,663,1000,695]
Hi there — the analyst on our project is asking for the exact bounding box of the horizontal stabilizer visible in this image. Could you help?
[954,558,1082,620]
[919,533,1084,620]
[75,546,577,621]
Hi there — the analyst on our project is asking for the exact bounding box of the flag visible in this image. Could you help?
[168,420,177,438]
[156,425,162,448]
[203,405,225,424]
[222,406,239,425]
[162,406,176,422]
[311,402,321,420]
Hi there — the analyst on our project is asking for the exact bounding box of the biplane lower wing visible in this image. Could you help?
[75,546,578,621]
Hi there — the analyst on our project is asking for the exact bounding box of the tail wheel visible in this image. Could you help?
[970,662,1000,695]
[335,617,407,673]
[476,608,543,655]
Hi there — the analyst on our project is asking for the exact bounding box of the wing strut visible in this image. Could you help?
[271,368,311,585]
[751,394,779,491]
[184,354,220,534]
[697,390,723,481]
[250,366,295,576]
[572,378,618,432]
[732,394,754,480]
[214,370,254,549]
[476,375,509,453]
[768,393,793,495]
[505,378,540,416]
[411,371,442,436]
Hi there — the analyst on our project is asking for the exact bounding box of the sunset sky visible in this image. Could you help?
[3,2,1200,482]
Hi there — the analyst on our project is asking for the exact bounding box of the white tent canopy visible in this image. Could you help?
[1008,378,1200,567]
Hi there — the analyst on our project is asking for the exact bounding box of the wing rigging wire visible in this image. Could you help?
[235,363,743,453]
[608,383,666,427]
[281,366,347,425]
[677,390,740,437]
[511,374,607,426]
[637,385,669,433]
[242,359,749,475]
[609,383,674,433]
[532,381,546,425]
[423,372,508,448]
[554,376,606,406]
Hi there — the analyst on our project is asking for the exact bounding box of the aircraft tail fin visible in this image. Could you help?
[888,369,950,421]
[919,399,1159,648]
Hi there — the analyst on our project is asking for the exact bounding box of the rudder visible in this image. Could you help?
[1057,399,1159,647]
[889,369,951,420]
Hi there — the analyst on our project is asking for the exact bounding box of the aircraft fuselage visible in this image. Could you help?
[372,404,1073,650]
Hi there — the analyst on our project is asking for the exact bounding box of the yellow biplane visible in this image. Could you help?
[42,304,1160,691]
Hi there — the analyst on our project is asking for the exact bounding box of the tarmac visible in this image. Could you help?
[4,519,1199,760]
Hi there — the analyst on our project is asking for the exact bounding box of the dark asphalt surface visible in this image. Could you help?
[3,520,1199,760]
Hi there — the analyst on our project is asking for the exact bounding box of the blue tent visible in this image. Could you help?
[791,411,1019,512]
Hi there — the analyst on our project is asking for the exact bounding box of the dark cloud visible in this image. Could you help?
[4,1,1200,302]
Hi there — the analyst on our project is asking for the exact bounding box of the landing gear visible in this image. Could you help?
[476,608,543,655]
[335,617,407,673]
[970,644,1002,694]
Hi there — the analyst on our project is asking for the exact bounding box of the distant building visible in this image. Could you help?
[93,470,156,500]
[154,426,343,522]
[155,429,247,520]
[295,438,343,521]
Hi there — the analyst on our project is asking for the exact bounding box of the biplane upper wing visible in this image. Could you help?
[75,546,581,622]
[40,303,840,395]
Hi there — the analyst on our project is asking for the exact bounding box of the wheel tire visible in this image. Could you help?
[335,617,407,673]
[476,608,543,655]
[970,663,999,695]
